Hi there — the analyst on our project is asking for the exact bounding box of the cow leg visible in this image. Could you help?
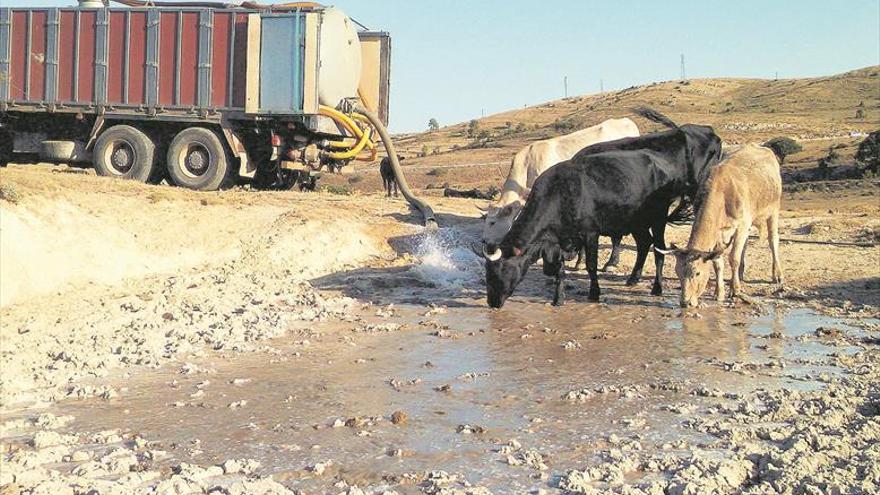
[650,220,669,296]
[553,260,566,306]
[713,257,725,302]
[393,182,399,197]
[768,212,783,284]
[738,241,747,282]
[574,247,586,271]
[585,233,600,301]
[729,228,750,297]
[626,229,651,286]
[600,235,623,272]
[383,179,390,197]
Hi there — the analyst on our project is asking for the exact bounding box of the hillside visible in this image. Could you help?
[330,66,879,194]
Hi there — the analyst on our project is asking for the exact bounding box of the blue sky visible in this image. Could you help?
[17,1,880,132]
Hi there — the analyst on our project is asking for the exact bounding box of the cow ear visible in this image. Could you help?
[513,246,524,257]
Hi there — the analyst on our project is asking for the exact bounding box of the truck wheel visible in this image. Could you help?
[93,125,158,182]
[1,129,13,167]
[166,127,229,191]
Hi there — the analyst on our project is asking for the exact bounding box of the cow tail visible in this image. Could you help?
[633,107,680,130]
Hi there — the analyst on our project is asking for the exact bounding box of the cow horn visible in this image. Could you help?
[482,245,502,262]
[654,243,683,256]
[704,237,735,260]
[475,204,490,213]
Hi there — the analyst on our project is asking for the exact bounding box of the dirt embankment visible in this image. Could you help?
[0,167,419,406]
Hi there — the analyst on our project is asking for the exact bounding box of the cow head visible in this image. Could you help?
[483,243,529,308]
[682,125,723,188]
[656,240,730,308]
[480,201,524,246]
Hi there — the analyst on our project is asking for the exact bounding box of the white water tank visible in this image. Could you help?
[317,7,362,108]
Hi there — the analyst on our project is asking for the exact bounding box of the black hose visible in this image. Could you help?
[354,104,438,230]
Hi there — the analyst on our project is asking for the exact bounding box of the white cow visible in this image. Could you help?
[481,117,640,269]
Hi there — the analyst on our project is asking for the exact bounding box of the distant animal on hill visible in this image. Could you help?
[480,118,640,271]
[483,109,722,307]
[380,155,405,197]
[656,143,783,307]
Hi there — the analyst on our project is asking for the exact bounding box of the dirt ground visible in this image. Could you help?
[0,164,878,494]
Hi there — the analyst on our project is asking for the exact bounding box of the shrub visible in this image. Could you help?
[0,183,21,204]
[320,184,352,195]
[347,174,363,184]
[855,130,879,174]
[855,108,866,119]
[818,146,841,170]
[466,119,479,138]
[427,118,440,132]
[553,118,576,132]
[763,137,802,164]
[426,168,446,177]
[420,145,429,157]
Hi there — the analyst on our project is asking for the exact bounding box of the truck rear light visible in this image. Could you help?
[271,134,282,147]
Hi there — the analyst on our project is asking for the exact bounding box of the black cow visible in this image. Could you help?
[483,110,721,308]
[379,155,405,197]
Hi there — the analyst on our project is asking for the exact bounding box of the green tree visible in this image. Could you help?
[427,118,440,132]
[763,137,803,164]
[855,130,879,174]
[466,119,479,138]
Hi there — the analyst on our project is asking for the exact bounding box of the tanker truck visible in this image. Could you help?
[0,0,435,225]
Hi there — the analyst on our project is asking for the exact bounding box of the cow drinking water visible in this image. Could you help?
[483,110,722,308]
[480,118,640,271]
[656,144,784,308]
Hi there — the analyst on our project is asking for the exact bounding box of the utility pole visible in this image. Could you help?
[774,71,779,81]
[564,76,568,98]
[680,54,686,82]
[600,79,604,94]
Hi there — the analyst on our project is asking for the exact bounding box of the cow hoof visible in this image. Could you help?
[651,285,663,296]
[625,278,639,286]
[588,290,600,301]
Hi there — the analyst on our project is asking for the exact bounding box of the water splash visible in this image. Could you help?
[408,227,483,290]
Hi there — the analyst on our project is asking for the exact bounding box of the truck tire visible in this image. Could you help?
[165,127,230,191]
[0,130,13,167]
[93,125,159,182]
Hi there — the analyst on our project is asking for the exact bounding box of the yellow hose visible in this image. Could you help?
[327,127,372,160]
[319,105,378,151]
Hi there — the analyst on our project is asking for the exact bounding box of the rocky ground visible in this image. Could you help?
[0,166,878,494]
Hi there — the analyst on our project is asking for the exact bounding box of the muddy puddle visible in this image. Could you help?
[4,228,874,493]
[41,307,870,491]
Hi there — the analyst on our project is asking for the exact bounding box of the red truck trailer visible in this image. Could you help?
[0,1,392,191]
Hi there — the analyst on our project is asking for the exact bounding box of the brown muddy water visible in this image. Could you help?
[6,229,873,493]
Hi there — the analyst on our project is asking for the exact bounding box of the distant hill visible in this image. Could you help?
[386,66,879,168]
[333,66,878,193]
